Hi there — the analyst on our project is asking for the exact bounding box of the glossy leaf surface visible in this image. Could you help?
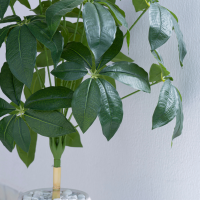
[149,63,170,83]
[0,0,10,19]
[24,110,76,137]
[172,91,183,140]
[72,78,101,133]
[99,75,116,89]
[6,25,37,88]
[36,49,55,67]
[0,98,15,117]
[0,15,21,23]
[96,78,123,141]
[46,0,84,36]
[171,14,187,67]
[24,68,45,99]
[98,1,128,28]
[18,0,31,9]
[83,2,116,59]
[17,128,37,167]
[0,25,14,48]
[149,3,173,50]
[25,86,74,110]
[12,117,31,152]
[51,62,88,81]
[152,79,179,129]
[27,20,64,67]
[61,42,92,69]
[112,52,133,63]
[132,0,150,12]
[0,62,24,105]
[100,62,151,93]
[96,28,123,70]
[65,130,83,147]
[0,115,15,152]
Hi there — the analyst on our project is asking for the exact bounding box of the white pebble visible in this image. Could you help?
[31,198,39,200]
[78,194,85,199]
[68,195,77,200]
[63,190,72,196]
[33,191,43,197]
[23,197,32,200]
[53,198,62,200]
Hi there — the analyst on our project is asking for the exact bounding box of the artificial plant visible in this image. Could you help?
[0,0,186,198]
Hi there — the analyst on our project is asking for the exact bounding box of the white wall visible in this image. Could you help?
[0,0,199,200]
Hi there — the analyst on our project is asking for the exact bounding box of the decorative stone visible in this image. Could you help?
[78,194,85,199]
[53,198,62,200]
[33,191,43,197]
[31,198,39,200]
[63,189,72,196]
[23,197,32,200]
[68,195,78,199]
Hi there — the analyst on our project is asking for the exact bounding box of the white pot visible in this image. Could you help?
[18,188,91,200]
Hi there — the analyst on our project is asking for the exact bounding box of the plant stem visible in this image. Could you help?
[35,65,44,89]
[123,8,148,39]
[68,113,73,121]
[44,46,52,86]
[121,82,158,100]
[10,5,16,15]
[73,4,83,41]
[39,0,43,15]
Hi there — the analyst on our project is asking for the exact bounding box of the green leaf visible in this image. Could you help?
[95,27,123,70]
[98,1,128,28]
[0,115,15,152]
[72,78,101,133]
[25,86,73,110]
[65,7,82,18]
[172,89,183,140]
[18,0,31,9]
[46,0,84,36]
[100,62,151,93]
[6,25,37,88]
[12,117,31,152]
[0,15,21,23]
[0,25,15,48]
[61,42,92,69]
[132,0,150,12]
[99,75,116,89]
[0,0,10,19]
[65,130,82,147]
[151,50,164,65]
[17,128,37,167]
[0,62,24,106]
[152,79,179,129]
[24,110,76,137]
[63,78,83,91]
[126,30,130,52]
[0,98,15,117]
[10,0,16,7]
[24,68,45,99]
[51,62,88,81]
[82,2,116,59]
[96,78,123,140]
[170,14,187,67]
[60,25,69,46]
[112,52,134,63]
[166,8,178,23]
[36,50,55,67]
[27,20,64,67]
[149,63,170,83]
[149,3,173,50]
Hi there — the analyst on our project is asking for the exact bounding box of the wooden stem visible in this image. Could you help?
[52,167,61,199]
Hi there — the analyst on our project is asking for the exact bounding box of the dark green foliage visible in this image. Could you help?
[25,87,74,110]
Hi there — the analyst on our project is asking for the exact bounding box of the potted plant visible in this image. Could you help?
[0,0,186,199]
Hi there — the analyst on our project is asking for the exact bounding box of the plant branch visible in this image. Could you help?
[35,65,45,89]
[10,5,16,15]
[73,4,83,41]
[44,46,52,86]
[121,82,158,100]
[123,8,148,39]
[39,0,43,15]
